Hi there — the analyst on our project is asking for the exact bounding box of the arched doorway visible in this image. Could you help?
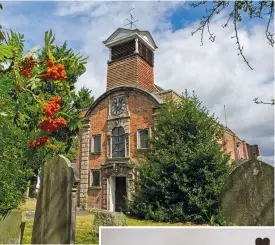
[101,163,135,211]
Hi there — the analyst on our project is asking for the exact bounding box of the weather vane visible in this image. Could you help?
[124,8,138,30]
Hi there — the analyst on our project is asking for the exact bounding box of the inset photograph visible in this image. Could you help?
[101,227,274,245]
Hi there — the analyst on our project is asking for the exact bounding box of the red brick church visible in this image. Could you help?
[77,28,261,210]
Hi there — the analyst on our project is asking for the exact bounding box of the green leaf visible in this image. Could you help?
[29,45,41,53]
[24,46,41,58]
[44,29,56,61]
[0,112,8,117]
[30,81,37,90]
[0,44,13,59]
[0,52,4,61]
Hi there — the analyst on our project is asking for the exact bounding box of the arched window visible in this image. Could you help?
[112,127,125,157]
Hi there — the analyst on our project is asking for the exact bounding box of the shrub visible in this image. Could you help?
[129,91,231,224]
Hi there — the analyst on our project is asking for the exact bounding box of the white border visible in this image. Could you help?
[99,226,275,245]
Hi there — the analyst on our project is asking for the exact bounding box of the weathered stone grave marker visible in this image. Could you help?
[31,155,79,244]
[92,211,127,236]
[219,159,274,226]
[0,210,25,244]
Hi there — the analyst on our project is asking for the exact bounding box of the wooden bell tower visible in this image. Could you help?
[103,28,158,93]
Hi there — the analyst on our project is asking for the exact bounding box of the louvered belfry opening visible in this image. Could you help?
[110,39,154,67]
[111,40,135,60]
[138,41,154,66]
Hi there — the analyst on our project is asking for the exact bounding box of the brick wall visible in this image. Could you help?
[137,56,154,92]
[127,91,156,162]
[223,128,260,162]
[106,54,154,93]
[86,98,108,209]
[234,136,248,159]
[106,55,138,91]
[247,144,261,159]
[223,130,237,161]
[154,90,181,103]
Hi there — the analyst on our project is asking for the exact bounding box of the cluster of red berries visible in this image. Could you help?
[40,96,67,133]
[43,96,61,117]
[39,117,67,133]
[46,60,67,81]
[29,96,67,149]
[21,56,36,78]
[22,56,68,149]
[29,136,50,149]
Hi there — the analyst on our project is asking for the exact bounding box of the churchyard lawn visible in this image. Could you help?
[22,215,202,244]
[22,215,98,244]
[20,199,204,244]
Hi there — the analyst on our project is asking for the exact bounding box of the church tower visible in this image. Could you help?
[103,28,158,93]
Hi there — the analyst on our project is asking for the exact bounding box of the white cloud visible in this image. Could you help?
[55,2,99,17]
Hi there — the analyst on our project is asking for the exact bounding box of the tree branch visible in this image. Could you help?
[191,1,274,70]
[191,1,225,45]
[22,87,40,102]
[232,1,253,70]
[0,29,9,45]
[254,98,275,105]
[265,0,274,47]
[222,12,233,28]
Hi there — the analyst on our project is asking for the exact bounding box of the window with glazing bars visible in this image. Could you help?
[137,128,150,149]
[91,135,102,153]
[90,170,101,187]
[112,127,125,157]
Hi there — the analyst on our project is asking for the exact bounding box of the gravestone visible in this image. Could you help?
[219,159,274,226]
[92,211,127,235]
[0,210,25,244]
[31,155,80,244]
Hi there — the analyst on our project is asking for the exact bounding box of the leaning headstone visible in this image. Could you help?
[219,159,274,226]
[92,211,127,235]
[31,155,80,244]
[0,210,25,244]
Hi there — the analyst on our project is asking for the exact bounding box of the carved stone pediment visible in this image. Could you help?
[102,163,133,178]
[107,117,130,136]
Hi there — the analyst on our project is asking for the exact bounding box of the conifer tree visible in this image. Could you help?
[129,91,231,223]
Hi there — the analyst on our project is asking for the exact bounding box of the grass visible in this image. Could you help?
[126,216,204,226]
[75,215,98,244]
[22,219,33,244]
[22,215,98,244]
[22,214,206,244]
[18,199,37,211]
[20,199,207,244]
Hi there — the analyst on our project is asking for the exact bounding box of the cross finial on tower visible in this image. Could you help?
[124,8,138,30]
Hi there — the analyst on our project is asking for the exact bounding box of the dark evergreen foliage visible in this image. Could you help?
[129,91,231,223]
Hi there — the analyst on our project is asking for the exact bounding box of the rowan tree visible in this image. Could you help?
[0,4,94,212]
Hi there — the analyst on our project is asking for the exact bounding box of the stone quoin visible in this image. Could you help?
[77,28,261,210]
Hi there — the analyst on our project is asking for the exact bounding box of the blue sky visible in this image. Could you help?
[1,2,223,52]
[1,1,274,164]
